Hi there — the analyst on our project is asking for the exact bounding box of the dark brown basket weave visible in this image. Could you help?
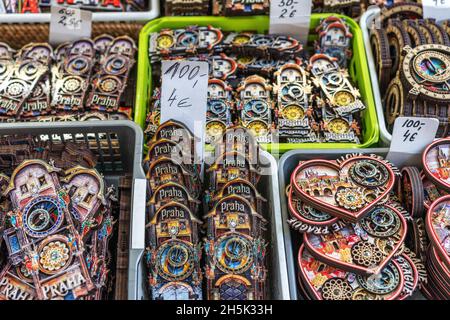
[0,22,143,48]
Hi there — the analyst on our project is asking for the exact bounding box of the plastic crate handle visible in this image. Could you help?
[128,178,146,300]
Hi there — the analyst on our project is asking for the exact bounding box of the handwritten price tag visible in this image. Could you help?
[423,0,450,22]
[387,117,439,167]
[160,60,209,161]
[49,5,92,45]
[269,0,312,43]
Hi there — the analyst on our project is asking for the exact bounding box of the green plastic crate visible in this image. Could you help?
[135,15,379,154]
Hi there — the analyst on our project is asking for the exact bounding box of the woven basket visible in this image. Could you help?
[0,22,143,48]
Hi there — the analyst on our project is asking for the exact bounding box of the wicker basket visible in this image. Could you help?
[0,22,143,49]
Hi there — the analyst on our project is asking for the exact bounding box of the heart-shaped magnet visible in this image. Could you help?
[423,138,450,192]
[426,195,450,270]
[421,171,449,210]
[303,203,407,275]
[297,245,405,300]
[286,184,346,235]
[291,154,398,222]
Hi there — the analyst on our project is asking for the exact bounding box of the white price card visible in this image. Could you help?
[49,5,92,45]
[160,60,209,162]
[269,0,312,44]
[423,0,450,22]
[386,117,439,168]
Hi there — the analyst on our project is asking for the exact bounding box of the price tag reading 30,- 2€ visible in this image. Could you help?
[269,0,312,44]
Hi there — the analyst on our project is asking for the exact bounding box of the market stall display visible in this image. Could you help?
[0,36,136,121]
[367,3,450,139]
[137,15,378,153]
[0,121,146,300]
[278,148,429,300]
[1,0,450,302]
[143,122,286,300]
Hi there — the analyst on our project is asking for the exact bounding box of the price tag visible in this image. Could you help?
[423,0,450,22]
[160,60,209,162]
[386,117,439,167]
[49,5,92,45]
[269,0,312,44]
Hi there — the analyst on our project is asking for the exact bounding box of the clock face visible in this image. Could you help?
[274,38,294,49]
[281,83,305,103]
[327,118,350,134]
[206,121,226,139]
[322,72,345,89]
[360,206,401,238]
[157,34,174,49]
[356,262,401,295]
[237,56,255,65]
[215,234,253,274]
[243,100,269,118]
[413,51,450,83]
[156,240,195,281]
[177,31,198,47]
[254,59,276,68]
[208,99,228,115]
[253,35,273,47]
[403,45,450,100]
[23,196,64,238]
[104,55,127,75]
[333,90,356,107]
[282,104,305,120]
[280,67,302,82]
[232,34,251,45]
[67,56,91,75]
[247,120,269,137]
[37,237,73,275]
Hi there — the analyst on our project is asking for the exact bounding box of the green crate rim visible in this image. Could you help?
[135,15,379,153]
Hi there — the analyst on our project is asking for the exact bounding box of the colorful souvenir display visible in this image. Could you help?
[146,20,366,145]
[0,0,148,13]
[315,16,353,68]
[369,4,450,137]
[312,0,364,18]
[420,138,450,299]
[144,120,203,300]
[0,141,117,300]
[285,152,427,300]
[204,126,268,300]
[0,36,136,122]
[164,0,270,16]
[388,138,450,300]
[144,122,269,300]
[165,0,210,16]
[212,0,270,16]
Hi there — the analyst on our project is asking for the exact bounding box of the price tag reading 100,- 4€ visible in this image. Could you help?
[269,0,311,44]
[387,117,439,167]
[160,60,209,161]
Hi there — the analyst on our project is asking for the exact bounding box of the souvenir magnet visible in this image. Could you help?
[426,195,450,269]
[303,203,407,275]
[297,245,405,300]
[291,154,399,222]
